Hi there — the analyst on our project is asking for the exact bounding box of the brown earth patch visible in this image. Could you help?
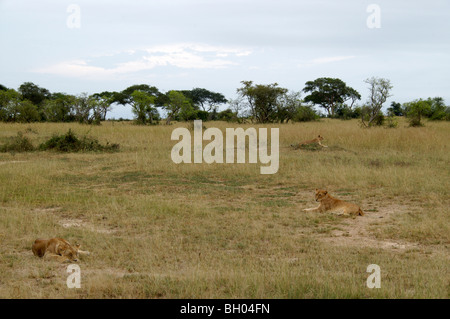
[317,203,426,252]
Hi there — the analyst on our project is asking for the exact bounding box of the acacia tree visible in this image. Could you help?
[163,91,193,124]
[130,90,156,124]
[182,88,227,112]
[91,91,117,120]
[361,77,393,127]
[114,84,160,105]
[237,81,288,123]
[302,77,361,117]
[111,84,162,124]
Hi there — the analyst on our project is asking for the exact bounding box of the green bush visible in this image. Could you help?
[293,105,319,122]
[445,107,450,121]
[217,109,239,122]
[360,107,385,127]
[195,110,210,121]
[0,132,35,152]
[385,114,398,128]
[39,129,119,152]
[404,99,431,127]
[335,105,361,120]
[373,112,385,126]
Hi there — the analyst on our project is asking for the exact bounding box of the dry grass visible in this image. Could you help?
[0,119,448,298]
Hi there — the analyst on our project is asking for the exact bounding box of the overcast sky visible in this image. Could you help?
[1,0,449,119]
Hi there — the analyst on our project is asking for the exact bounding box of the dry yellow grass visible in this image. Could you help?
[0,118,448,298]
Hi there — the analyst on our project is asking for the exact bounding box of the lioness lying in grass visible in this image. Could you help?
[32,238,90,263]
[304,189,364,216]
[291,135,328,149]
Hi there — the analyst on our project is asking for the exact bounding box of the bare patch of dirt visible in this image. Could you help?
[58,217,118,234]
[30,206,117,235]
[318,203,421,252]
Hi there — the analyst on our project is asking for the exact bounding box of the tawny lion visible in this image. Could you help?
[304,189,364,216]
[291,135,328,149]
[32,238,90,263]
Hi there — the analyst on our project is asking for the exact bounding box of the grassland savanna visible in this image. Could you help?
[0,119,448,298]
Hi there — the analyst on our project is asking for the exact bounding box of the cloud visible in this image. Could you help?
[33,43,252,79]
[34,60,110,78]
[298,55,356,68]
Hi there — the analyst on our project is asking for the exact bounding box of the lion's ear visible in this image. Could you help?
[315,188,318,192]
[75,244,81,250]
[324,191,328,195]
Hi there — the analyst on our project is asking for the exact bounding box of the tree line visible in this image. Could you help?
[0,78,448,126]
[0,83,228,125]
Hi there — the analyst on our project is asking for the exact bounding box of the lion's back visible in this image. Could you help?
[339,201,363,215]
[323,197,362,215]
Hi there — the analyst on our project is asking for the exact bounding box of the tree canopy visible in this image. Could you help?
[163,91,193,124]
[1,79,447,125]
[182,88,227,112]
[303,77,361,117]
[130,90,157,124]
[18,82,51,106]
[237,81,289,123]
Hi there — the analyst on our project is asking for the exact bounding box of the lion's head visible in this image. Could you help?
[317,135,324,141]
[315,189,328,202]
[57,243,80,262]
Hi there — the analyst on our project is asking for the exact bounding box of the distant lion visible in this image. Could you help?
[304,189,364,216]
[32,238,90,263]
[291,135,328,149]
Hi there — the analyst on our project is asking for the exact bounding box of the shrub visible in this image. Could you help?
[404,99,431,127]
[217,109,239,122]
[335,105,361,120]
[373,112,385,126]
[445,107,450,121]
[39,129,119,152]
[385,114,398,128]
[293,105,319,122]
[360,107,385,127]
[195,110,210,121]
[0,132,35,152]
